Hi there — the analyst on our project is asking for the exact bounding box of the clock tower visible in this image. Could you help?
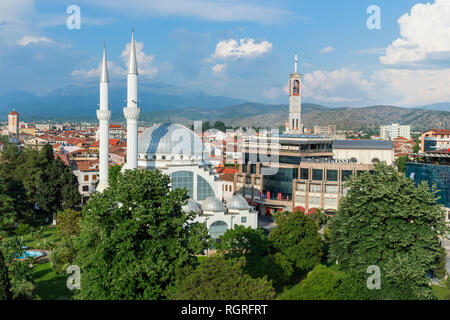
[288,54,303,134]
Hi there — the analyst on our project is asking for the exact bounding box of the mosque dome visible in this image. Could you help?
[201,196,225,212]
[182,198,202,214]
[227,195,250,210]
[138,123,206,157]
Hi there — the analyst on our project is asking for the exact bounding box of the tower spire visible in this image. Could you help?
[294,54,298,73]
[100,43,109,83]
[128,28,138,75]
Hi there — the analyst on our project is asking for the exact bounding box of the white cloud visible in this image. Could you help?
[212,38,272,60]
[357,48,385,55]
[302,68,375,103]
[320,46,334,54]
[380,0,450,66]
[262,82,289,100]
[212,63,225,76]
[71,61,124,79]
[17,36,54,46]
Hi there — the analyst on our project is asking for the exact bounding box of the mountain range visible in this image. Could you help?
[0,82,449,132]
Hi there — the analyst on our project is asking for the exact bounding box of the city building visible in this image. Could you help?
[314,125,337,136]
[407,149,450,220]
[186,195,258,239]
[8,110,19,144]
[421,129,450,153]
[380,123,411,140]
[333,140,394,165]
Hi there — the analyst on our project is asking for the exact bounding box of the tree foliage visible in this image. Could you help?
[218,225,270,258]
[169,255,275,300]
[269,211,323,274]
[328,163,448,300]
[0,246,11,300]
[74,169,210,300]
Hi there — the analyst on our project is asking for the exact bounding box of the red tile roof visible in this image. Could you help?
[8,111,18,116]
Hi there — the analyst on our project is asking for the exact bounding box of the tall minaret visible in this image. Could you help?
[123,28,140,170]
[288,54,303,134]
[96,44,111,192]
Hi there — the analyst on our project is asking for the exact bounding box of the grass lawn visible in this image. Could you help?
[33,262,74,300]
[4,226,60,250]
[431,284,450,300]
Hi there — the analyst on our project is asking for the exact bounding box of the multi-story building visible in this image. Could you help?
[314,125,337,136]
[406,149,450,220]
[333,140,394,165]
[421,129,450,153]
[380,123,411,140]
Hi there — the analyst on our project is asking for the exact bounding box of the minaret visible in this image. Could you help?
[288,54,303,134]
[96,44,111,192]
[123,28,140,170]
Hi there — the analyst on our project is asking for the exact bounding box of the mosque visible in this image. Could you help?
[95,30,257,238]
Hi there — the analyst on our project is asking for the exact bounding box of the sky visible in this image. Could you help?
[1,0,450,107]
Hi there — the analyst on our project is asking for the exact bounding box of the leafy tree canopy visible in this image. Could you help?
[74,169,210,300]
[328,163,448,300]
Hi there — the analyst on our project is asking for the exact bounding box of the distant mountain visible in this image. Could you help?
[0,81,246,121]
[413,102,450,112]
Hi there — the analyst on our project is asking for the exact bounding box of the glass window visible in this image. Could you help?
[357,170,366,176]
[197,175,215,201]
[310,184,321,193]
[210,221,228,239]
[241,217,247,223]
[342,170,353,181]
[251,164,256,174]
[300,168,309,180]
[297,182,306,192]
[172,171,194,198]
[84,175,89,181]
[325,185,338,194]
[326,170,338,182]
[312,169,323,181]
[82,185,89,192]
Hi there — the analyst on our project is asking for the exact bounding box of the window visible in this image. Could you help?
[92,175,97,180]
[197,175,215,201]
[296,194,306,203]
[297,183,306,192]
[210,221,228,239]
[292,80,300,95]
[309,196,321,206]
[241,217,247,223]
[326,170,338,182]
[300,168,309,180]
[310,184,321,193]
[82,185,89,192]
[325,185,338,194]
[342,170,353,181]
[312,169,323,181]
[172,171,194,198]
[84,175,89,181]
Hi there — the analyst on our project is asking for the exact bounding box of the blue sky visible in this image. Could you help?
[1,0,449,107]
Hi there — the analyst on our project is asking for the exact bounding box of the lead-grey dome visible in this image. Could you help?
[201,196,225,212]
[182,198,202,214]
[138,123,206,156]
[227,195,250,210]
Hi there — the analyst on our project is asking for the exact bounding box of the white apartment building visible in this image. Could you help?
[380,123,411,140]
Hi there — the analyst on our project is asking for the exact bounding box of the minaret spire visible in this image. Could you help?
[96,44,111,192]
[123,28,140,170]
[128,28,138,75]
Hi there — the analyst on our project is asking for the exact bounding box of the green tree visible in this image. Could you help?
[169,255,275,300]
[56,209,82,239]
[218,225,270,258]
[74,169,210,300]
[269,211,323,274]
[0,247,11,300]
[328,163,448,300]
[281,265,340,300]
[413,139,420,153]
[0,178,16,227]
[213,121,226,132]
[395,155,411,173]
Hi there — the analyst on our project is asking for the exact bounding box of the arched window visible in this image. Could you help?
[210,220,228,239]
[171,171,194,198]
[293,80,299,95]
[296,119,299,130]
[197,175,215,201]
[372,158,380,163]
[292,119,295,129]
